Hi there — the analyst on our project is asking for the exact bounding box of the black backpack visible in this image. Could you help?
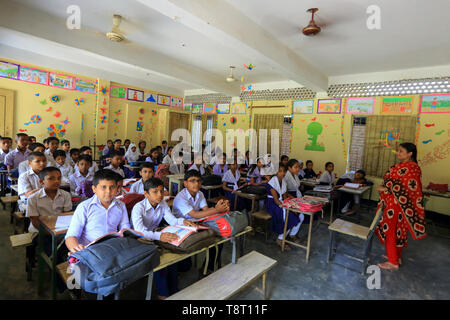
[202,174,223,186]
[240,185,267,195]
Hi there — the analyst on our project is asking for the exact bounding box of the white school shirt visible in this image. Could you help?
[162,155,173,165]
[129,179,145,194]
[172,188,208,220]
[131,198,185,241]
[268,176,287,202]
[18,160,30,176]
[284,170,302,198]
[169,163,185,175]
[188,163,205,175]
[68,170,94,194]
[0,149,9,164]
[319,171,335,185]
[104,164,125,178]
[26,188,72,233]
[55,162,74,186]
[161,146,169,157]
[65,195,130,246]
[44,149,57,166]
[75,162,99,175]
[248,167,263,183]
[18,168,41,200]
[222,169,241,191]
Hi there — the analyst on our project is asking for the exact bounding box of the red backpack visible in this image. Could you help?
[119,193,145,216]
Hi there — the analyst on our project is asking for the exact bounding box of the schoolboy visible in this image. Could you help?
[4,133,30,171]
[60,139,71,165]
[53,150,74,186]
[68,154,94,195]
[0,136,12,167]
[44,137,60,166]
[104,150,125,177]
[69,148,80,167]
[129,163,155,194]
[18,151,47,201]
[78,146,99,173]
[18,142,45,175]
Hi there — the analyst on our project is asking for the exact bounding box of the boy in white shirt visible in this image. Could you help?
[104,150,125,177]
[68,155,94,195]
[129,163,154,194]
[0,136,12,167]
[53,150,74,188]
[18,143,45,176]
[78,146,99,174]
[18,152,47,201]
[318,161,336,185]
[60,139,71,165]
[44,137,59,166]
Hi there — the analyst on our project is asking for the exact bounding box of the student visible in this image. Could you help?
[247,157,266,185]
[123,139,131,152]
[102,139,113,156]
[129,163,154,194]
[266,165,302,250]
[43,138,49,150]
[280,155,289,167]
[145,148,160,166]
[303,160,317,179]
[69,154,94,195]
[79,146,99,173]
[18,143,45,175]
[131,178,197,299]
[161,140,169,157]
[28,136,36,144]
[240,150,250,169]
[298,160,305,179]
[65,170,130,252]
[222,161,243,210]
[18,151,47,201]
[69,148,80,167]
[53,150,74,187]
[285,159,303,198]
[213,153,228,177]
[60,139,71,165]
[319,162,336,185]
[188,153,206,175]
[0,136,12,167]
[104,150,125,177]
[125,143,140,164]
[336,169,372,216]
[4,133,30,171]
[44,137,60,166]
[26,167,72,233]
[108,139,125,157]
[260,154,276,176]
[162,147,174,165]
[137,141,148,161]
[169,152,185,175]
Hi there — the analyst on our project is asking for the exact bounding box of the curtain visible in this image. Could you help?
[168,112,190,143]
[253,114,285,156]
[362,115,416,177]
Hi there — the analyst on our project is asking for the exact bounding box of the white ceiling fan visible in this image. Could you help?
[106,14,126,42]
[226,66,237,82]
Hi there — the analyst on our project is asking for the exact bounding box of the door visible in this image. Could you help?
[0,88,14,137]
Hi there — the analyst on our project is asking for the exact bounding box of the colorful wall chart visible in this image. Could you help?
[171,97,183,108]
[231,102,247,114]
[144,92,157,102]
[75,78,96,94]
[305,121,325,151]
[19,66,48,85]
[419,93,450,113]
[49,73,75,90]
[346,97,375,114]
[110,86,127,99]
[183,103,192,112]
[203,103,217,114]
[0,61,19,79]
[157,94,171,106]
[217,103,230,114]
[381,96,413,114]
[127,88,144,102]
[192,103,203,114]
[293,100,314,114]
[317,99,341,114]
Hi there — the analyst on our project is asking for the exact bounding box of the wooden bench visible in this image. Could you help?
[1,195,19,209]
[251,210,272,242]
[167,251,277,300]
[207,196,228,205]
[10,232,36,248]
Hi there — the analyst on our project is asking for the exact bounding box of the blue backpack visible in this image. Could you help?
[69,237,160,297]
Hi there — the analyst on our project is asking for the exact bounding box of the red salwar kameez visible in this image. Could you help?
[375,161,427,265]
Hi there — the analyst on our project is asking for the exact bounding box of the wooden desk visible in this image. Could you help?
[423,189,450,199]
[167,174,185,196]
[202,184,223,199]
[336,185,373,218]
[11,184,19,195]
[37,212,74,300]
[234,191,266,214]
[0,169,9,196]
[300,179,319,188]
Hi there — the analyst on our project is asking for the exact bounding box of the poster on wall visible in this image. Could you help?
[217,103,230,114]
[127,88,144,102]
[346,97,375,114]
[192,103,203,114]
[293,100,314,114]
[183,103,192,112]
[231,102,246,114]
[171,97,183,108]
[49,73,75,90]
[0,61,19,79]
[110,86,127,99]
[317,99,341,114]
[144,92,157,102]
[203,103,217,114]
[420,93,450,113]
[75,78,96,94]
[157,94,171,106]
[19,66,48,85]
[381,96,413,114]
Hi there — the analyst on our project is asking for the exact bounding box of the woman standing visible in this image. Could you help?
[376,143,426,270]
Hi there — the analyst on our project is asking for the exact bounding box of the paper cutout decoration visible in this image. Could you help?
[100,107,107,114]
[317,99,341,114]
[136,121,144,131]
[346,97,375,114]
[293,100,314,114]
[420,93,450,114]
[424,123,435,127]
[151,109,157,115]
[45,106,52,112]
[244,64,255,70]
[436,130,445,135]
[240,85,245,91]
[113,119,119,124]
[110,86,126,99]
[305,122,325,151]
[102,98,107,105]
[19,129,27,132]
[30,115,42,124]
[53,111,61,118]
[100,86,109,95]
[138,116,144,120]
[47,124,66,138]
[60,117,70,126]
[192,104,203,114]
[379,129,402,147]
[100,116,107,124]
[127,88,144,102]
[157,94,171,106]
[422,140,432,144]
[35,93,39,97]
[231,102,246,114]
[230,117,237,124]
[203,103,217,114]
[0,60,19,79]
[144,92,157,102]
[139,107,145,114]
[115,109,121,116]
[39,99,47,105]
[75,78,96,94]
[381,97,413,114]
[217,103,230,114]
[183,103,192,112]
[50,95,60,103]
[19,66,48,85]
[49,73,75,90]
[170,97,183,108]
[74,98,85,106]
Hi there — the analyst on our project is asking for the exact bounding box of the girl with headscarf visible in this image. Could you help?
[125,143,140,164]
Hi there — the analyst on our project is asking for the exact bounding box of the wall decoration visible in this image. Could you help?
[18,129,27,132]
[151,109,157,115]
[49,73,75,90]
[317,99,341,114]
[144,92,157,102]
[230,117,237,124]
[127,88,144,102]
[231,102,246,114]
[293,100,314,114]
[102,98,107,105]
[157,94,171,106]
[60,117,70,125]
[381,96,413,114]
[244,64,255,70]
[346,97,375,114]
[305,122,325,151]
[100,107,107,114]
[45,106,52,112]
[424,123,435,127]
[113,119,119,124]
[171,97,183,108]
[74,98,85,106]
[110,86,127,99]
[419,93,450,113]
[136,121,144,131]
[47,124,66,138]
[0,61,19,79]
[30,115,42,124]
[75,78,96,94]
[436,130,445,135]
[19,66,48,85]
[100,116,107,124]
[217,103,230,114]
[115,109,121,116]
[418,133,450,167]
[183,103,192,112]
[192,104,203,114]
[379,128,403,147]
[100,86,109,96]
[139,107,145,114]
[39,99,47,105]
[422,139,432,144]
[203,103,217,114]
[50,95,60,103]
[53,111,61,118]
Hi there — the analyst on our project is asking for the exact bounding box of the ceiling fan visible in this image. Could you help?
[226,66,236,82]
[302,8,321,36]
[106,14,126,42]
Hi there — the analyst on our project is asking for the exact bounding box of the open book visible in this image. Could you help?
[343,182,361,189]
[87,228,143,247]
[161,225,209,246]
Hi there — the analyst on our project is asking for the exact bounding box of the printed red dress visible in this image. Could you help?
[375,161,426,264]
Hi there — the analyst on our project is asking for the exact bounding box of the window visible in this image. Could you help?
[192,115,202,152]
[252,114,285,156]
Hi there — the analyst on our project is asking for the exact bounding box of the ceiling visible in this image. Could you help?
[0,0,449,96]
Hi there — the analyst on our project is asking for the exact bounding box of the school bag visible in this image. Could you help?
[201,174,222,186]
[119,193,145,216]
[155,164,170,189]
[154,228,218,253]
[282,197,323,213]
[69,237,160,297]
[200,210,249,238]
[239,184,267,195]
[79,180,94,198]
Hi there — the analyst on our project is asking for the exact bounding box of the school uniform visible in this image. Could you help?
[104,164,125,178]
[64,151,72,166]
[68,170,94,195]
[266,176,303,240]
[188,163,205,175]
[4,148,30,169]
[55,162,74,185]
[26,188,72,233]
[65,195,130,246]
[212,164,228,177]
[284,170,303,198]
[18,168,41,201]
[102,146,110,156]
[303,168,317,179]
[319,171,335,185]
[18,160,31,176]
[222,169,242,211]
[162,155,173,165]
[161,146,169,157]
[145,157,160,166]
[169,163,185,175]
[172,188,208,220]
[74,161,99,175]
[44,149,57,166]
[247,167,263,183]
[0,149,9,166]
[129,179,146,194]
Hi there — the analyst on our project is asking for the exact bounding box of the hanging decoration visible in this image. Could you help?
[60,117,70,126]
[151,109,157,115]
[115,109,121,116]
[102,98,107,105]
[113,119,119,124]
[139,107,145,114]
[340,103,347,163]
[74,98,85,106]
[47,124,66,138]
[415,110,421,145]
[100,116,107,124]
